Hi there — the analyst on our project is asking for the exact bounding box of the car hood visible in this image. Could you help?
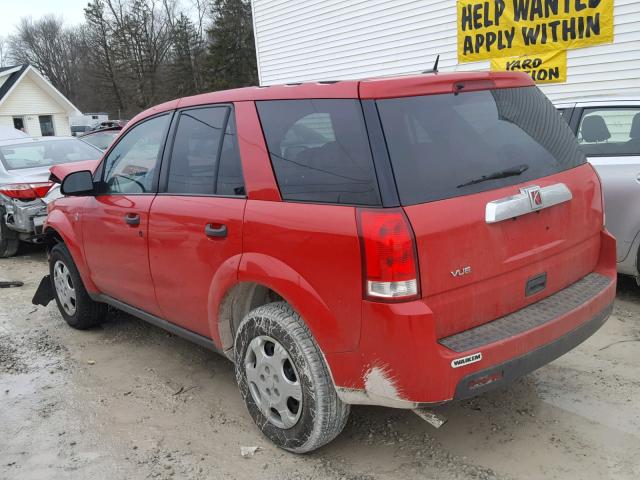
[49,159,101,183]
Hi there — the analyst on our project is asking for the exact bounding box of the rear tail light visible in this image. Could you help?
[0,182,53,200]
[357,208,420,302]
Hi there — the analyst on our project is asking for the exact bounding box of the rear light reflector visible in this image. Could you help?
[0,182,54,200]
[357,208,420,302]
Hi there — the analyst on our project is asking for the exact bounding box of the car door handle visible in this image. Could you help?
[205,223,227,238]
[124,213,140,226]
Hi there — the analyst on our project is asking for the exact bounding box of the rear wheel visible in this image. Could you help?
[50,243,107,329]
[234,302,350,453]
[0,208,19,258]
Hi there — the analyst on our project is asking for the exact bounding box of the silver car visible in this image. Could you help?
[0,136,101,257]
[556,97,640,282]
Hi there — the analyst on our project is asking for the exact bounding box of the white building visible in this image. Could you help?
[251,0,640,102]
[0,64,80,137]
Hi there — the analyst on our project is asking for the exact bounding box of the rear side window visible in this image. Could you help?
[167,106,244,196]
[377,87,586,205]
[577,108,640,156]
[256,99,380,206]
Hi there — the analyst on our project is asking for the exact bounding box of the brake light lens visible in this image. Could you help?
[0,182,53,200]
[357,208,420,301]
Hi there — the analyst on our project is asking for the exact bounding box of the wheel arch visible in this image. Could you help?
[43,212,98,294]
[213,252,341,360]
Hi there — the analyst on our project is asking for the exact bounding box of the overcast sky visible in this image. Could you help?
[0,0,200,39]
[0,0,90,34]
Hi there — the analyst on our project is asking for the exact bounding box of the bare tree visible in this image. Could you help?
[84,1,126,114]
[7,16,82,101]
[0,37,9,67]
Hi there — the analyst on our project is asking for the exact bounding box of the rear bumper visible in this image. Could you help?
[328,229,617,408]
[453,301,612,400]
[1,197,47,239]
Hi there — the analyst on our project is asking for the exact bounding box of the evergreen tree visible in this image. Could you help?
[205,0,258,90]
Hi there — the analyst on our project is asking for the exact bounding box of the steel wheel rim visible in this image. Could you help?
[53,260,76,316]
[244,335,303,429]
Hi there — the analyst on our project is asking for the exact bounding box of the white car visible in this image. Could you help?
[556,97,640,282]
[0,136,101,257]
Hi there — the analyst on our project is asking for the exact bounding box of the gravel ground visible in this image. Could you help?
[1,245,639,480]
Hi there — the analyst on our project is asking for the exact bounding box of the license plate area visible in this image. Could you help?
[525,272,547,297]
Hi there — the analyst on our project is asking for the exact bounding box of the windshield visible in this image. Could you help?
[0,139,99,171]
[376,86,586,205]
[80,131,120,151]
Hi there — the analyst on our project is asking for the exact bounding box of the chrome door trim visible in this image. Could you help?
[486,183,572,224]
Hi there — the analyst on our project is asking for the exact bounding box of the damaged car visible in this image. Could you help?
[0,136,101,257]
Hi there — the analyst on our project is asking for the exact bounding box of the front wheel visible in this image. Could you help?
[50,243,107,329]
[234,302,350,453]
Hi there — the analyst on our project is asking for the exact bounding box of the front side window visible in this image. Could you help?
[102,114,170,194]
[577,108,640,156]
[256,99,380,206]
[377,86,586,205]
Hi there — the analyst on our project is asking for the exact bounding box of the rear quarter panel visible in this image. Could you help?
[240,201,363,353]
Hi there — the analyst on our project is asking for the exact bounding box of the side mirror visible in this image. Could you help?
[61,170,95,196]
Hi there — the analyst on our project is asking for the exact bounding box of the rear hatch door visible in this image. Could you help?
[374,84,603,339]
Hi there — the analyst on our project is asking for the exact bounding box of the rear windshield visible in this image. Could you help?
[377,86,586,205]
[80,131,119,151]
[0,139,99,170]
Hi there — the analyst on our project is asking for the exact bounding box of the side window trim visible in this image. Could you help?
[95,112,174,195]
[158,103,246,198]
[212,107,232,193]
[361,100,400,208]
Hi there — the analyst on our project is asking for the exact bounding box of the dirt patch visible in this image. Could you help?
[1,248,639,479]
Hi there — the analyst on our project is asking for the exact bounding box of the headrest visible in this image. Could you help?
[629,112,640,139]
[581,115,611,142]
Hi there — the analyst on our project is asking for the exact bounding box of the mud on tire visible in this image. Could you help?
[50,243,107,329]
[234,302,350,453]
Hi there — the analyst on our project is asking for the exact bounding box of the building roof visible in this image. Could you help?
[0,64,80,115]
[0,64,28,103]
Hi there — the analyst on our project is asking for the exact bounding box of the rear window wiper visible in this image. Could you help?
[456,164,529,188]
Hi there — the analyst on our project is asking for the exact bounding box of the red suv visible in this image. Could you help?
[33,71,616,453]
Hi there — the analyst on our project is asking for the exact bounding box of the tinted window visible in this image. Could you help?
[167,107,245,196]
[216,113,245,196]
[577,108,640,156]
[257,99,380,206]
[103,114,170,194]
[0,139,99,170]
[377,87,586,205]
[168,107,227,195]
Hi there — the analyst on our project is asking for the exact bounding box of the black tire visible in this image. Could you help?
[235,302,350,453]
[0,207,19,258]
[50,243,107,329]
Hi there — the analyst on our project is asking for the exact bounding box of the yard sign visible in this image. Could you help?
[457,0,614,78]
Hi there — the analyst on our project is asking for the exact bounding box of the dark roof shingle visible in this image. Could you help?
[0,64,29,102]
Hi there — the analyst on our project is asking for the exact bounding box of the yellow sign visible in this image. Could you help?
[457,0,613,63]
[490,50,567,83]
